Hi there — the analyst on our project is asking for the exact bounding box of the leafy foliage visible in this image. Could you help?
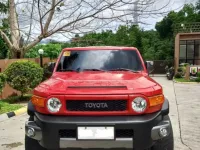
[175,72,182,78]
[156,3,200,39]
[197,72,200,78]
[2,94,32,104]
[0,2,8,14]
[42,63,53,81]
[195,77,200,82]
[25,44,61,59]
[0,73,6,94]
[5,61,44,96]
[0,18,9,59]
[177,67,183,72]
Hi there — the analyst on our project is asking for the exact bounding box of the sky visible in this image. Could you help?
[50,0,199,41]
[0,0,198,42]
[140,0,197,30]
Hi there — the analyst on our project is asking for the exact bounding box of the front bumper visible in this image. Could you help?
[26,99,171,149]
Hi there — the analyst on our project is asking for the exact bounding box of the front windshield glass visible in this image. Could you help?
[56,50,143,72]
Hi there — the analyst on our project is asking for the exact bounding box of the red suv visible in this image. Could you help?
[25,46,174,150]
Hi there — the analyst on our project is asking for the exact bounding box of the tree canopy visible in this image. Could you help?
[0,0,174,58]
[0,1,199,61]
[156,2,200,39]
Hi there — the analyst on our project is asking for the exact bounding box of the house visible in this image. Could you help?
[174,23,200,71]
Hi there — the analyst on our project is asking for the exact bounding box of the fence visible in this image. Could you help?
[0,58,52,99]
[149,60,174,74]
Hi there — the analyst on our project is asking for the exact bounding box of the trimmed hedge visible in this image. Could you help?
[5,60,43,96]
[0,73,6,94]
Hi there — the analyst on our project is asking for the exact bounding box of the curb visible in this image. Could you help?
[0,106,27,122]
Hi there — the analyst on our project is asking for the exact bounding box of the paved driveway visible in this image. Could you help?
[0,77,200,150]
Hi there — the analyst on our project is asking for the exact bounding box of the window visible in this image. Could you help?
[179,40,200,65]
[57,50,143,72]
[195,40,200,59]
[187,45,194,59]
[180,45,186,59]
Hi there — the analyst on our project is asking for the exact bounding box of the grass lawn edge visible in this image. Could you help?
[173,78,200,84]
[0,101,23,115]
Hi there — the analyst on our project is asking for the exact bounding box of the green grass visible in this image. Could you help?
[174,78,196,82]
[2,94,32,104]
[0,101,22,115]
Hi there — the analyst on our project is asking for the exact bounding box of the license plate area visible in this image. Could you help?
[77,127,114,140]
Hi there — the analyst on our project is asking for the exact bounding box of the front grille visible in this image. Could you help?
[66,100,127,111]
[59,129,133,138]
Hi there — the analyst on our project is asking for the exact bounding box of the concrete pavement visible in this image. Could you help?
[0,113,28,150]
[0,77,199,150]
[173,83,200,150]
[152,77,191,150]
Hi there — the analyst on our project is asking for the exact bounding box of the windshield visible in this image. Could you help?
[56,50,143,72]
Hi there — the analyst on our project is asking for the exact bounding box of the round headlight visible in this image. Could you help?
[132,97,147,113]
[47,98,62,113]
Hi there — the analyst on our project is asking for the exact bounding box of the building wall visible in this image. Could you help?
[174,32,200,71]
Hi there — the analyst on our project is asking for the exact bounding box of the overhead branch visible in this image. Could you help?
[43,0,56,33]
[37,0,44,34]
[0,29,13,49]
[25,35,43,51]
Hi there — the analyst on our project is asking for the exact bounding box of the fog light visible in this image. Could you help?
[27,128,35,137]
[159,127,168,138]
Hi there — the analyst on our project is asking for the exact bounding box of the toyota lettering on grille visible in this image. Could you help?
[85,103,108,108]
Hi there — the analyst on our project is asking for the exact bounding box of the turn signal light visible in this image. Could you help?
[149,95,164,107]
[31,95,45,107]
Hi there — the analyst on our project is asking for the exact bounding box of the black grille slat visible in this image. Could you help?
[115,129,134,138]
[66,100,127,111]
[59,129,77,138]
[59,129,133,138]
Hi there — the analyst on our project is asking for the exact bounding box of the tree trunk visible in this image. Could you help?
[10,49,24,58]
[9,0,21,58]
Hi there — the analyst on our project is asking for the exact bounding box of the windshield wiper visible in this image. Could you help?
[108,68,139,73]
[58,69,80,72]
[82,68,106,72]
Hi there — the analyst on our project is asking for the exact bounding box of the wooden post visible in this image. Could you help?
[185,65,190,80]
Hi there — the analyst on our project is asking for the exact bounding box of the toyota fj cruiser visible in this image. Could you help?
[25,46,174,150]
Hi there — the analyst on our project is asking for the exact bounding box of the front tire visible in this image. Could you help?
[25,135,46,150]
[151,116,174,150]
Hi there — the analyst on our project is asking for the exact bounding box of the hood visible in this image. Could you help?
[35,72,159,96]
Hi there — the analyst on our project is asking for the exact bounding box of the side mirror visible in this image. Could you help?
[145,61,154,74]
[47,62,56,73]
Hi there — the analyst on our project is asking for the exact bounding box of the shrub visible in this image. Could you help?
[0,73,6,94]
[174,72,182,78]
[5,60,43,96]
[195,77,200,82]
[177,67,183,72]
[42,63,53,81]
[184,63,190,67]
[180,63,190,67]
[177,67,186,77]
[2,94,32,104]
[197,72,200,78]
